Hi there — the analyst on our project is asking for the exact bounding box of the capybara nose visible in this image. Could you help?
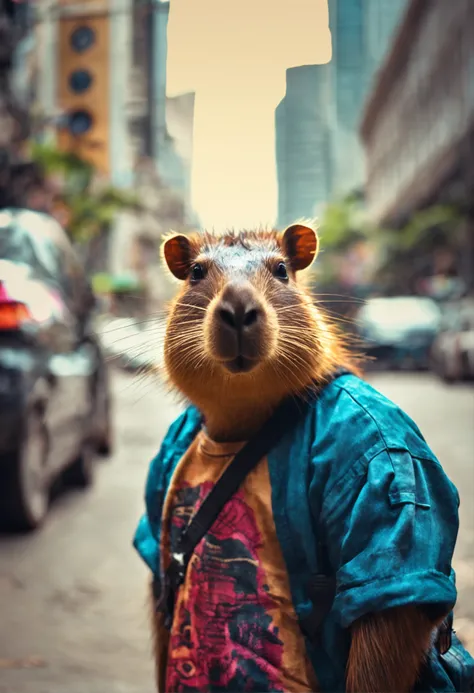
[216,283,260,334]
[212,282,264,367]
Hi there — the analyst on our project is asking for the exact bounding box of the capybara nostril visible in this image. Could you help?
[217,304,260,332]
[243,308,258,327]
[218,306,238,329]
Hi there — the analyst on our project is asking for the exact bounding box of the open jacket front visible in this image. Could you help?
[134,373,461,692]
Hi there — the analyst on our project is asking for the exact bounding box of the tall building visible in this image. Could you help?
[129,0,194,217]
[8,0,38,112]
[364,0,409,79]
[275,0,408,227]
[328,0,407,196]
[164,91,196,223]
[128,0,168,169]
[276,65,332,228]
[33,0,134,185]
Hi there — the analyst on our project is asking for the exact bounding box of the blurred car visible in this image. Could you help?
[430,298,474,383]
[356,296,442,370]
[0,208,113,531]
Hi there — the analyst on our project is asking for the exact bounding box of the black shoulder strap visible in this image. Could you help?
[159,368,352,628]
[174,367,352,565]
[171,392,305,569]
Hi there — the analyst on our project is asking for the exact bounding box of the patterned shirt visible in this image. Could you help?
[160,430,318,693]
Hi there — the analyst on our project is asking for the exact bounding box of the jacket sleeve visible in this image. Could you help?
[133,445,168,579]
[322,447,460,628]
[132,408,198,582]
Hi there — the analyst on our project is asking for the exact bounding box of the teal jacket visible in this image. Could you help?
[133,373,462,691]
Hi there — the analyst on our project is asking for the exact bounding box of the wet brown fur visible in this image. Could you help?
[153,226,437,691]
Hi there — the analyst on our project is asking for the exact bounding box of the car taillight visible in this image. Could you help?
[0,301,33,330]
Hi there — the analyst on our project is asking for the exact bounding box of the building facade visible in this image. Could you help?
[275,64,332,227]
[33,0,178,190]
[360,0,474,288]
[275,0,408,228]
[128,0,194,218]
[164,91,196,222]
[328,0,407,196]
[32,0,133,183]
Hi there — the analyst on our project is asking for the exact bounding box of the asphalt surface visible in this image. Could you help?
[0,370,473,693]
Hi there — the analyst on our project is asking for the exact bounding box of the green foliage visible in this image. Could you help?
[319,191,463,256]
[372,203,467,293]
[315,191,466,295]
[318,191,373,251]
[30,141,93,194]
[383,204,463,251]
[30,142,140,243]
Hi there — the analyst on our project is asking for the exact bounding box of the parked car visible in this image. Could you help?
[355,295,442,370]
[0,208,113,531]
[430,298,474,383]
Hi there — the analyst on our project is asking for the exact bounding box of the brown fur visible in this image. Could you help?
[149,581,169,693]
[156,225,435,691]
[347,605,444,692]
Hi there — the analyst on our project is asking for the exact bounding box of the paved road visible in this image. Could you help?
[0,371,473,692]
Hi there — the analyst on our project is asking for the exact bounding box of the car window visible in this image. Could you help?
[0,225,37,267]
[1,209,89,307]
[32,213,91,314]
[0,209,63,280]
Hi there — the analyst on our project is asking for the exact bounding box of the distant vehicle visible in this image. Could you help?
[356,295,442,370]
[0,208,113,531]
[430,298,474,383]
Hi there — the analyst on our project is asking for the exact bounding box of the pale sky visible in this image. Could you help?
[166,0,331,230]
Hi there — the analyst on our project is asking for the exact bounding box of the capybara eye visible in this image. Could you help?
[274,262,288,280]
[190,263,205,282]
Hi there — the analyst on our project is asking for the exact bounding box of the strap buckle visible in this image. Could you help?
[155,550,189,630]
[168,551,187,590]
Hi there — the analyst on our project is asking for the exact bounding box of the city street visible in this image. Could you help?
[0,370,473,693]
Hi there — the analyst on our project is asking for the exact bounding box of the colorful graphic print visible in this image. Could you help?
[166,481,286,692]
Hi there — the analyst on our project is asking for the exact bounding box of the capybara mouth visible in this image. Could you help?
[221,355,260,374]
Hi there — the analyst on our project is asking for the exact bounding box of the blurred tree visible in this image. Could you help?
[381,204,463,252]
[30,141,141,244]
[307,191,376,333]
[373,204,465,295]
[0,7,34,208]
[318,190,373,252]
[311,190,375,294]
[312,194,467,306]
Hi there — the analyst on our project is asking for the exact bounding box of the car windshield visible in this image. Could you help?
[0,222,38,268]
[360,297,441,329]
[0,209,61,279]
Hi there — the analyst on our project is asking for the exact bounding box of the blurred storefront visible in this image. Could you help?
[360,0,474,292]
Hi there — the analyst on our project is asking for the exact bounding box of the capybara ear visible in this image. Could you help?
[281,221,319,272]
[162,233,193,280]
